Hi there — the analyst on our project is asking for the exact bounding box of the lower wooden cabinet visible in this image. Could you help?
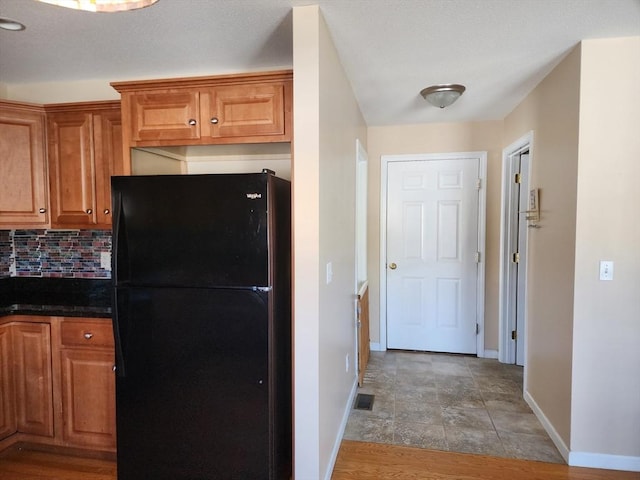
[59,319,116,449]
[0,325,16,441]
[11,323,54,438]
[0,316,115,454]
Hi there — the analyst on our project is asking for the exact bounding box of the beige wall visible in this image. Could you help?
[366,121,503,349]
[570,37,640,459]
[503,45,582,449]
[4,79,119,103]
[293,5,366,479]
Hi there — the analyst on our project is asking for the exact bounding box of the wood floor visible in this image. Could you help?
[0,441,638,480]
[0,447,115,480]
[332,441,640,480]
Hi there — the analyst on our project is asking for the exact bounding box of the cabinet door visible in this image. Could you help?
[47,112,97,227]
[206,83,286,139]
[0,104,49,227]
[129,90,200,142]
[60,348,116,449]
[12,323,54,438]
[94,109,123,226]
[0,325,16,440]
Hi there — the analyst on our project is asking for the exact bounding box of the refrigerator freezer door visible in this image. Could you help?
[115,287,273,480]
[112,174,270,288]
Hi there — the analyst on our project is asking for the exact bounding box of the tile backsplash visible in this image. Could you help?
[0,231,11,277]
[0,230,111,279]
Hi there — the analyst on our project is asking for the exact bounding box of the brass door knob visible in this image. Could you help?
[389,262,397,270]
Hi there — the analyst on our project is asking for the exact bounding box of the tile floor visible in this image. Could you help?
[343,350,565,463]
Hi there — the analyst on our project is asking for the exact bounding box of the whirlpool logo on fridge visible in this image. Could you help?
[246,193,262,199]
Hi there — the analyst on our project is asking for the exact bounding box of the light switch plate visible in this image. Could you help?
[599,260,613,281]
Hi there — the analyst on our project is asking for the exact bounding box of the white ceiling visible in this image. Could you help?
[1,0,639,126]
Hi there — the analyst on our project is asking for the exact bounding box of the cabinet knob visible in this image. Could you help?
[210,117,219,124]
[84,333,93,340]
[39,208,47,214]
[188,119,197,126]
[86,208,93,215]
[104,208,110,215]
[112,365,117,372]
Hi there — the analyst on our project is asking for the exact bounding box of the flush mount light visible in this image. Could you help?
[36,0,159,12]
[420,84,466,108]
[0,17,26,31]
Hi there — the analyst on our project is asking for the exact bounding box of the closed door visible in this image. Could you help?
[386,158,480,353]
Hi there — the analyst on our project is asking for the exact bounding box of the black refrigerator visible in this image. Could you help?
[111,171,291,480]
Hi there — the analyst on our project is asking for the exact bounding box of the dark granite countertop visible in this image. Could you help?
[0,277,112,319]
[0,303,111,319]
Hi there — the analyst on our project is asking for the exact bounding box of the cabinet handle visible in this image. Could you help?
[188,119,197,126]
[84,333,93,340]
[39,208,47,214]
[86,208,93,215]
[104,208,110,215]
[210,117,219,124]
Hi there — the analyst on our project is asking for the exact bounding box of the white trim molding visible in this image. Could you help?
[568,452,640,472]
[324,379,358,480]
[483,349,499,359]
[524,390,570,462]
[499,130,534,366]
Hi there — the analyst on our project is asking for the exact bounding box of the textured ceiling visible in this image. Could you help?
[1,0,639,125]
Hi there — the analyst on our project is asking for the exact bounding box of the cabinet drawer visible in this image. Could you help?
[61,321,114,348]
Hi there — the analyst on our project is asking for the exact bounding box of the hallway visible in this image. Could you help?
[344,351,564,463]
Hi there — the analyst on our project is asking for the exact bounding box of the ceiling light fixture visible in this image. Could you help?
[36,0,159,13]
[0,17,26,31]
[420,84,466,108]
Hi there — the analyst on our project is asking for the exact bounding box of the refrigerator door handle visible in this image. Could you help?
[112,288,126,378]
[112,192,123,284]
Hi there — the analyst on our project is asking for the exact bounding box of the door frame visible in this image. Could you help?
[379,152,487,356]
[499,131,533,365]
[355,139,369,385]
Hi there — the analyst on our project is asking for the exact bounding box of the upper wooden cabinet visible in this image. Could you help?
[111,70,292,150]
[0,101,49,228]
[45,102,124,229]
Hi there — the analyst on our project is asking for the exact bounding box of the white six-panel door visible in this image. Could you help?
[385,157,482,353]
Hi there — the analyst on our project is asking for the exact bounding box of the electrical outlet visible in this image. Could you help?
[101,251,111,271]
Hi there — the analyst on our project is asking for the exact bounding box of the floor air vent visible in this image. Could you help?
[354,393,374,411]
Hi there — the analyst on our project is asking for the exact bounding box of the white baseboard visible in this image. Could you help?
[524,391,640,472]
[369,342,383,352]
[483,349,498,359]
[324,379,358,480]
[523,390,570,462]
[569,451,640,472]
